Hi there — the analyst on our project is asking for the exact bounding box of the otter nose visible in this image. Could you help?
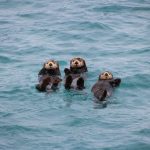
[75,61,78,65]
[105,73,108,76]
[49,63,52,67]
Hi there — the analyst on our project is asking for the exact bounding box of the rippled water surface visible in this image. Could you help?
[0,0,150,149]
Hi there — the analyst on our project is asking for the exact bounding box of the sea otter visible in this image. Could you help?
[91,71,121,101]
[36,60,62,92]
[64,57,88,90]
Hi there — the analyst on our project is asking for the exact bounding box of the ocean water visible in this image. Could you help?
[0,0,150,149]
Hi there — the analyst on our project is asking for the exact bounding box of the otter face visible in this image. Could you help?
[99,71,113,80]
[44,60,59,70]
[70,57,86,68]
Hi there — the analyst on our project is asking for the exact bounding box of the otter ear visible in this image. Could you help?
[43,63,46,68]
[70,60,72,69]
[98,76,101,81]
[70,60,72,65]
[56,62,59,67]
[56,67,61,76]
[57,62,61,75]
[83,60,88,71]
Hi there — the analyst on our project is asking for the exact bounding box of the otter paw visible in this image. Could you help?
[64,68,71,75]
[65,75,73,89]
[40,76,51,91]
[99,90,107,101]
[35,84,45,92]
[114,78,121,86]
[51,82,59,90]
[77,77,85,90]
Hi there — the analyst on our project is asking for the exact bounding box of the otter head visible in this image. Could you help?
[44,60,61,75]
[99,71,113,80]
[70,57,87,72]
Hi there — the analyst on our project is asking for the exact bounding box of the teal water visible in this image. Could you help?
[0,0,150,149]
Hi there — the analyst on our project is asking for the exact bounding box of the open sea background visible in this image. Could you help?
[0,0,150,149]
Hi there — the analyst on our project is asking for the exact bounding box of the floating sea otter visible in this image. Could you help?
[91,71,121,101]
[64,57,88,90]
[36,60,62,92]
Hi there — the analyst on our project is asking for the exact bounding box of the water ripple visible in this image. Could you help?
[0,0,150,150]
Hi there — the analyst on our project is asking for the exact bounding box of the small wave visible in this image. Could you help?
[129,48,150,55]
[122,73,150,89]
[0,20,12,25]
[17,12,48,19]
[0,125,39,133]
[0,112,13,118]
[92,5,150,13]
[0,55,20,64]
[0,0,32,9]
[136,128,150,137]
[104,142,150,150]
[78,21,113,30]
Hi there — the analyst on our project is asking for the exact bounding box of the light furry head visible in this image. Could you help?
[70,57,87,69]
[43,60,61,76]
[99,71,113,80]
[44,60,59,70]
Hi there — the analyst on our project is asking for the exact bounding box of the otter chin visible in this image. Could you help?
[36,60,62,92]
[64,57,88,90]
[91,71,121,101]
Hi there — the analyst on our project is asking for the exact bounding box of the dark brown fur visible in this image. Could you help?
[36,60,62,92]
[92,72,121,101]
[64,58,87,90]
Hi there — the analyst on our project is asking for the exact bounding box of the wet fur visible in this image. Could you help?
[92,78,121,101]
[36,61,61,92]
[64,58,87,90]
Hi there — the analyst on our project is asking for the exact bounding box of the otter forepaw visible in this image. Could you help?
[110,78,121,87]
[114,78,121,86]
[38,76,51,91]
[65,75,73,89]
[99,90,107,101]
[64,68,71,75]
[77,77,85,90]
[35,84,45,92]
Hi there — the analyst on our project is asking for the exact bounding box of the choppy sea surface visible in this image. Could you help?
[0,0,150,149]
